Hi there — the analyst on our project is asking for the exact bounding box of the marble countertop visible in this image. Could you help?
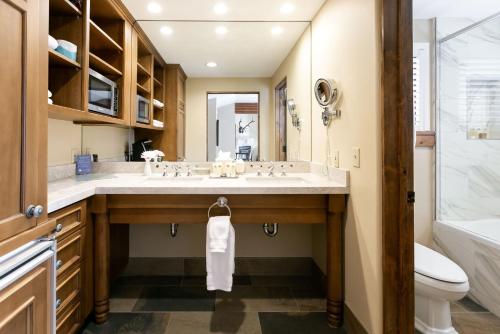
[48,172,350,213]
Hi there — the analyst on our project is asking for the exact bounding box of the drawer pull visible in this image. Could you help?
[55,224,63,233]
[56,298,61,308]
[56,260,62,269]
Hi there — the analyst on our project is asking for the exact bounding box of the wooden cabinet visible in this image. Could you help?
[49,201,93,334]
[0,259,53,333]
[0,0,48,243]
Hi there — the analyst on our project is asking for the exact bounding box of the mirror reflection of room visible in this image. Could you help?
[207,93,260,161]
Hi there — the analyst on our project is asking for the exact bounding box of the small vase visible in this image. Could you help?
[144,160,152,176]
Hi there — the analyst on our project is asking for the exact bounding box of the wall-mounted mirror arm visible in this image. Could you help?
[314,79,342,126]
[287,99,301,131]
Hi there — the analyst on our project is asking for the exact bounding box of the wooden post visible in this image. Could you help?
[326,194,346,328]
[90,195,110,324]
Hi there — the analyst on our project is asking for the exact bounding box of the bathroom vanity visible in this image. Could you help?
[48,168,350,328]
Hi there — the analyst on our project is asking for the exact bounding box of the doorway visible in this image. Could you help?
[275,78,287,161]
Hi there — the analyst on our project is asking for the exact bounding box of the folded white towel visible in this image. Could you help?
[48,98,53,105]
[208,216,230,252]
[206,221,235,292]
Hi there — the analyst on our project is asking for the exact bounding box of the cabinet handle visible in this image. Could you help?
[25,205,44,218]
[56,260,62,269]
[56,298,61,308]
[55,224,63,233]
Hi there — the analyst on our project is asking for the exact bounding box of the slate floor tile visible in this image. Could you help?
[259,312,346,334]
[166,312,262,334]
[82,312,170,334]
[133,286,215,312]
[182,275,251,287]
[216,286,298,312]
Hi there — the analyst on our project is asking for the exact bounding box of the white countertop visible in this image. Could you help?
[48,172,350,213]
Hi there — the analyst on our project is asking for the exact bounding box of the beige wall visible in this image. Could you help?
[271,26,312,161]
[48,119,130,166]
[185,78,273,161]
[310,0,382,332]
[130,224,313,258]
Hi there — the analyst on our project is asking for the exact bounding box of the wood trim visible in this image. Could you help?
[382,0,414,332]
[275,78,287,161]
[415,131,435,148]
[234,103,258,114]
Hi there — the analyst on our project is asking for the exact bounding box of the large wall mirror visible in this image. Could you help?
[74,19,312,163]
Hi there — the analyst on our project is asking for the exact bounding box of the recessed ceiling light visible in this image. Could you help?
[160,26,173,35]
[206,61,218,68]
[214,3,228,15]
[147,2,162,14]
[280,3,295,14]
[271,26,284,36]
[215,26,228,35]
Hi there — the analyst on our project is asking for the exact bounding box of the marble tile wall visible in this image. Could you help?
[437,17,500,221]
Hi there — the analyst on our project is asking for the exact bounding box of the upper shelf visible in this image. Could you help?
[89,20,123,52]
[50,0,82,16]
[49,49,81,68]
[89,52,122,77]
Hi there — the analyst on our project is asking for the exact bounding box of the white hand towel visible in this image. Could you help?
[206,217,235,292]
[208,216,230,252]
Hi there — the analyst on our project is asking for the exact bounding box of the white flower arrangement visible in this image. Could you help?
[141,150,165,162]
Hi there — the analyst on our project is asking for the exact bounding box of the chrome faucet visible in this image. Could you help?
[186,165,192,177]
[268,162,275,177]
[257,164,263,177]
[162,164,169,177]
[173,165,181,177]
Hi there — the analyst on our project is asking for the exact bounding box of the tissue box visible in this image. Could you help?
[75,155,92,175]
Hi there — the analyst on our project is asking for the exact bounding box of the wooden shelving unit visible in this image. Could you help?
[48,0,167,131]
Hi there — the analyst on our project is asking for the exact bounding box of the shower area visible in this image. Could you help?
[434,13,500,318]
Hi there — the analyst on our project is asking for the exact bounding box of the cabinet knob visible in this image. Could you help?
[56,298,61,308]
[55,224,63,233]
[25,205,44,218]
[56,260,62,269]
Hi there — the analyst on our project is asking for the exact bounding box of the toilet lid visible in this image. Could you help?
[414,243,468,284]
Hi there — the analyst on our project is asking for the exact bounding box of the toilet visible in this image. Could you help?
[415,243,470,334]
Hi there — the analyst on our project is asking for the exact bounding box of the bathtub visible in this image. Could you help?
[434,219,500,318]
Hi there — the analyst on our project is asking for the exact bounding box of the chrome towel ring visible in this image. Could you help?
[208,196,232,218]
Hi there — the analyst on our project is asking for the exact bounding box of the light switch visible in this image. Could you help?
[353,147,360,168]
[334,150,340,168]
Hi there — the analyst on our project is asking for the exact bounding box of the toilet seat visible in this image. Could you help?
[415,243,468,284]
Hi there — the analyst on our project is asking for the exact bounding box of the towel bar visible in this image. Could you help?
[208,197,232,218]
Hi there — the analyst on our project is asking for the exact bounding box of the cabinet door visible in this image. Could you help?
[0,260,52,334]
[0,0,48,242]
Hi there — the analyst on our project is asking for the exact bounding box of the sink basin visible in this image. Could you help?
[245,176,306,184]
[146,176,205,182]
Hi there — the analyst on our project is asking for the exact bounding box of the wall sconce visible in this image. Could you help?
[287,99,301,131]
[314,78,342,126]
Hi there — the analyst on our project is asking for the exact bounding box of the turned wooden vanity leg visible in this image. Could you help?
[91,195,110,324]
[326,194,346,328]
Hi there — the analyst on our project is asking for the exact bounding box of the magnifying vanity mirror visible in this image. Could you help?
[314,78,341,126]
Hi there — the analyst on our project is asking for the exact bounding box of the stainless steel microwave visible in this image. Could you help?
[136,95,150,124]
[88,68,118,116]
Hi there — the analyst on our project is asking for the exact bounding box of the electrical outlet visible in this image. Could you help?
[334,150,340,168]
[353,147,360,168]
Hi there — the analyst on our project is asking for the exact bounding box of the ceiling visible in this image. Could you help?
[413,0,500,19]
[121,1,323,77]
[121,0,326,21]
[138,21,310,77]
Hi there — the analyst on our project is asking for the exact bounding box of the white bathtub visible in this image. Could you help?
[434,219,500,318]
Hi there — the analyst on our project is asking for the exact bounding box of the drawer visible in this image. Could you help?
[56,266,81,317]
[56,229,85,276]
[49,201,86,241]
[56,301,81,334]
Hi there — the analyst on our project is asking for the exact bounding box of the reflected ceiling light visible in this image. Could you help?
[147,2,162,14]
[160,26,173,35]
[214,3,228,14]
[271,26,284,35]
[280,3,295,14]
[215,26,228,35]
[206,61,218,68]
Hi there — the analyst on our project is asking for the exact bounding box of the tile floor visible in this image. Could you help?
[415,297,500,334]
[80,275,347,334]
